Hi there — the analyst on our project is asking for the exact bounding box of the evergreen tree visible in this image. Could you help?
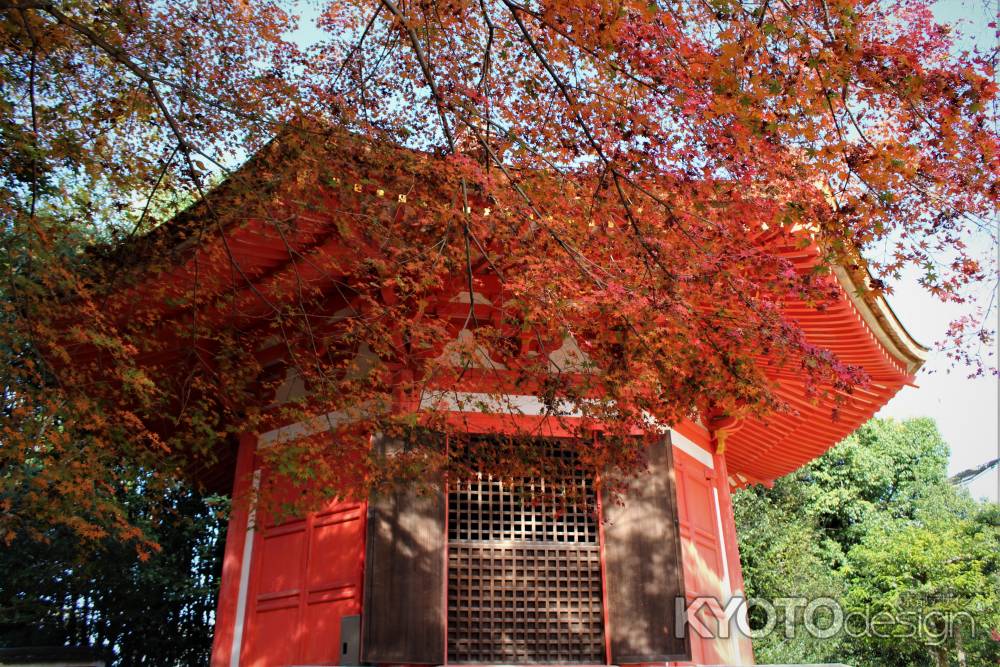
[0,470,227,665]
[735,418,1000,666]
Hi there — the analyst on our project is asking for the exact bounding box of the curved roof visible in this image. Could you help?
[723,240,927,484]
[75,132,929,488]
[834,263,928,375]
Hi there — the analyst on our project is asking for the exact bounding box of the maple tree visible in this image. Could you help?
[0,0,996,545]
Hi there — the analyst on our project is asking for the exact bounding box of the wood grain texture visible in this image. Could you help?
[602,434,690,663]
[361,438,445,664]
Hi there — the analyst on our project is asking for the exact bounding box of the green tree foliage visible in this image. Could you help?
[846,505,1000,667]
[0,470,227,665]
[734,417,1000,666]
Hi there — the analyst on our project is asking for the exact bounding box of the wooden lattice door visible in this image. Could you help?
[446,445,606,664]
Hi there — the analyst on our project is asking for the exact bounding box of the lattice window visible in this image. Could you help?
[447,442,605,664]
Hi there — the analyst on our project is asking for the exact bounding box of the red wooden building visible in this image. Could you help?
[90,136,927,666]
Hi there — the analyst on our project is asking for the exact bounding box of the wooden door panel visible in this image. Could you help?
[240,468,365,667]
[675,452,724,600]
[256,521,307,596]
[300,596,355,664]
[243,605,299,667]
[603,435,688,664]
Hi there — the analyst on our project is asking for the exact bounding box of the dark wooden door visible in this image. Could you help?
[447,445,606,664]
[602,434,690,663]
[361,438,446,664]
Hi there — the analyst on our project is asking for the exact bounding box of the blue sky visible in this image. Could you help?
[877,0,998,502]
[879,266,998,502]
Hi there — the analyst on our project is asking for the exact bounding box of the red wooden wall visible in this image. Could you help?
[240,490,365,666]
[211,424,753,667]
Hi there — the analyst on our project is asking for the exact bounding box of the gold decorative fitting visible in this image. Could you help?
[716,430,729,455]
[353,183,362,192]
[464,206,472,214]
[377,189,385,197]
[483,207,492,216]
[607,221,615,229]
[398,194,407,203]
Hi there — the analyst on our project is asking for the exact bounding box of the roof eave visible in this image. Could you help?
[831,264,929,377]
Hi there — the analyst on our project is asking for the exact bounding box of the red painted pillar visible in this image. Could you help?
[714,453,746,597]
[714,451,755,664]
[210,432,258,667]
